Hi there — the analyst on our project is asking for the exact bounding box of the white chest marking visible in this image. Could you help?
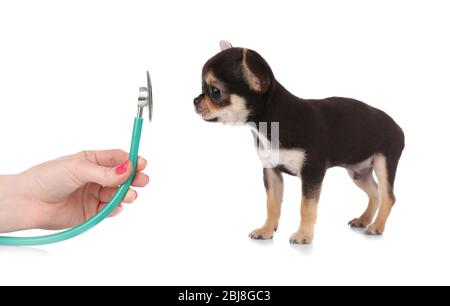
[251,127,306,176]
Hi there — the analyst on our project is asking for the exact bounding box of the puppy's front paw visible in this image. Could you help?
[289,230,313,244]
[348,217,371,228]
[365,223,385,235]
[249,227,275,240]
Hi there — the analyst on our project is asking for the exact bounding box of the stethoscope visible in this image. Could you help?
[0,72,153,246]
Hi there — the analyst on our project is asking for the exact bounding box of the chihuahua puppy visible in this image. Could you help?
[194,41,404,244]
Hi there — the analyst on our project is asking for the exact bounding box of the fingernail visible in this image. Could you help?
[115,160,128,175]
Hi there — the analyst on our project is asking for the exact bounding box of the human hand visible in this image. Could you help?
[0,149,149,233]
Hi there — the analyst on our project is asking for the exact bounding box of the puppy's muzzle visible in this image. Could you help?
[194,94,204,106]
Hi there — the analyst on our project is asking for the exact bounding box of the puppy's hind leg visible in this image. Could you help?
[347,169,379,228]
[365,154,399,235]
[249,168,283,240]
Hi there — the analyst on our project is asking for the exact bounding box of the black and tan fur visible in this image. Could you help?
[194,41,404,244]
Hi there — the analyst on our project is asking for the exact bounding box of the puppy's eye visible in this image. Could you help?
[209,86,221,100]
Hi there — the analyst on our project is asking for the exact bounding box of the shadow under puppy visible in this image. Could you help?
[194,41,404,244]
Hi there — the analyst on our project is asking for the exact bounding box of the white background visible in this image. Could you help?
[0,0,449,285]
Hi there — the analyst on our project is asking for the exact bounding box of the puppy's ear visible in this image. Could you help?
[219,40,233,51]
[242,48,273,93]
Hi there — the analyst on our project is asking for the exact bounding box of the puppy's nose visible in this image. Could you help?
[193,96,202,106]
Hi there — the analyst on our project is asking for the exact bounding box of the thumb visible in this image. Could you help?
[75,159,132,187]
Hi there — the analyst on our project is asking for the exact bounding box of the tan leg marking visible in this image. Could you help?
[289,187,321,244]
[249,169,283,240]
[348,170,379,228]
[366,154,395,235]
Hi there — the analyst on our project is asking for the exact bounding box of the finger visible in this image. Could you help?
[80,149,128,166]
[136,157,147,171]
[109,203,124,217]
[79,150,147,170]
[74,159,132,187]
[98,187,117,202]
[122,189,138,203]
[99,187,138,203]
[98,202,124,218]
[131,172,150,187]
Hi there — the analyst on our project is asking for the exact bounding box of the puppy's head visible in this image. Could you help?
[194,41,274,124]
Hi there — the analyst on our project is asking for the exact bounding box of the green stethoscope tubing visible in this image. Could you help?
[0,117,144,246]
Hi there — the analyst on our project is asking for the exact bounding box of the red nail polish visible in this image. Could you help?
[115,160,128,175]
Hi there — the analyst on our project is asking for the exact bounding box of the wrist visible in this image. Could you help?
[0,173,37,233]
